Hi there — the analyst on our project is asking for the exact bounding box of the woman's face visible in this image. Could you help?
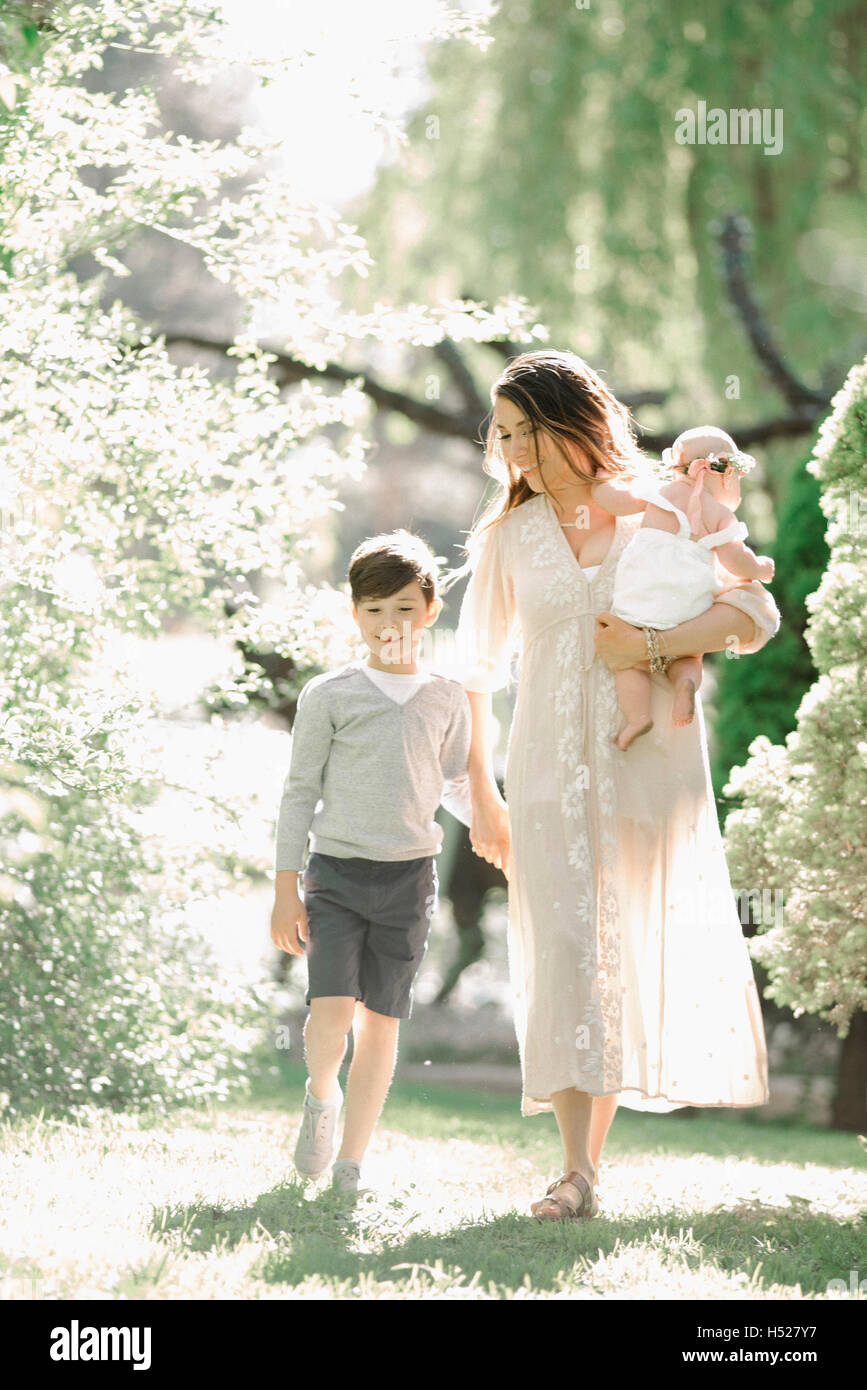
[493,395,576,494]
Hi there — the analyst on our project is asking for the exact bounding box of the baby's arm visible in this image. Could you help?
[590,471,649,516]
[711,505,774,582]
[716,537,774,583]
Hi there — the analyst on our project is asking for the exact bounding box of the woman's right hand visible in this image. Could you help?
[594,612,649,671]
[470,783,511,877]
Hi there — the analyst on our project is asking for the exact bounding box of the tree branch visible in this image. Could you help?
[717,214,830,412]
[158,307,828,460]
[634,413,825,454]
[160,335,488,442]
[431,339,488,418]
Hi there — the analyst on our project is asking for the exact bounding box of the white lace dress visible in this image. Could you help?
[456,492,780,1115]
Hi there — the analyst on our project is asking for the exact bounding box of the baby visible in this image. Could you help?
[591,426,775,751]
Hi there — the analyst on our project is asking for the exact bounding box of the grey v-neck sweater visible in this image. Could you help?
[275,663,472,871]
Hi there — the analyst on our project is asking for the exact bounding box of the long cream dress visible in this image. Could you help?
[456,492,780,1116]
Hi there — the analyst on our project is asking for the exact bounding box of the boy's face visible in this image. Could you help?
[351,579,441,667]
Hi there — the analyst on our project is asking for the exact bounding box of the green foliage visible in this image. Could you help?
[0,0,527,1115]
[711,454,828,801]
[724,356,867,1032]
[0,765,265,1118]
[0,571,271,1118]
[353,0,865,409]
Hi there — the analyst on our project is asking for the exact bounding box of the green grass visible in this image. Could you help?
[0,1059,864,1301]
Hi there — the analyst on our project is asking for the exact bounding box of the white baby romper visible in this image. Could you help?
[610,492,749,630]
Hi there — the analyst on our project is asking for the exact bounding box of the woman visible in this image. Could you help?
[455,351,779,1221]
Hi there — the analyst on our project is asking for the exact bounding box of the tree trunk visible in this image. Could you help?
[831,1009,867,1131]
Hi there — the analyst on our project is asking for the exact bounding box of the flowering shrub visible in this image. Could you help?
[0,0,529,1114]
[724,356,867,1033]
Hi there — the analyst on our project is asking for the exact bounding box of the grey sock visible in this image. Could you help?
[305,1080,342,1111]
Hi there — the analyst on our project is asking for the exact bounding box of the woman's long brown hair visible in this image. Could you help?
[444,350,649,586]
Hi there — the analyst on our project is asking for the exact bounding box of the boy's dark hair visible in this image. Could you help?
[348,530,439,604]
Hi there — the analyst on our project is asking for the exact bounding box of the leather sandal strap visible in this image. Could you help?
[546,1171,590,1202]
[540,1171,593,1216]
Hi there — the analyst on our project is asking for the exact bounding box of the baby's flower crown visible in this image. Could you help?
[661,438,757,479]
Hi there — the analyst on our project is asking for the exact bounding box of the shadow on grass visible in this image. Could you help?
[255,1205,863,1297]
[150,1175,361,1258]
[151,1177,864,1297]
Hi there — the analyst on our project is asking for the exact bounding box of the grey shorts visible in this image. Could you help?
[301,852,438,1019]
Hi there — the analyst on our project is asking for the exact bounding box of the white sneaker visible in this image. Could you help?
[293,1084,342,1178]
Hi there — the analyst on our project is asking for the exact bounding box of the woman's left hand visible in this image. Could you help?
[594,612,648,671]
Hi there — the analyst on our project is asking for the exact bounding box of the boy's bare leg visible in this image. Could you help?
[337,1002,401,1163]
[667,654,702,727]
[304,996,355,1101]
[614,667,653,750]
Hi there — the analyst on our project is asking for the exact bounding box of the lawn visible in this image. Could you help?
[1,1059,864,1301]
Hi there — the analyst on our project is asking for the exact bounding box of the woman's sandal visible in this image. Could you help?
[531,1170,599,1221]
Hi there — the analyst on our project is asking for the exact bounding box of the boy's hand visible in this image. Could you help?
[270,892,309,956]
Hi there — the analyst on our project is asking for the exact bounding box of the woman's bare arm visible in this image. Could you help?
[466,689,510,875]
[466,689,496,785]
[661,602,758,660]
[594,603,758,672]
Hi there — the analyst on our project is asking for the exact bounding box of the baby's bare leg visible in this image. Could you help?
[667,654,702,727]
[613,667,653,750]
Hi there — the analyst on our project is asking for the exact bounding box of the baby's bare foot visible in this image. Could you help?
[672,678,696,727]
[614,720,653,751]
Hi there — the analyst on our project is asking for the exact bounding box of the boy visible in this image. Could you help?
[270,530,472,1195]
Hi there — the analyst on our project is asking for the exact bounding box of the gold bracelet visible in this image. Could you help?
[642,626,671,674]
